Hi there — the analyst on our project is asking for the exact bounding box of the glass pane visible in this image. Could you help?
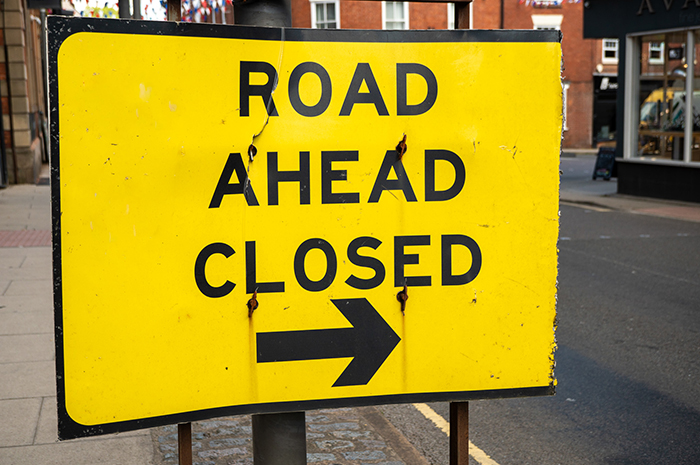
[385,2,395,19]
[316,3,325,23]
[638,33,688,160]
[395,2,405,20]
[326,4,335,21]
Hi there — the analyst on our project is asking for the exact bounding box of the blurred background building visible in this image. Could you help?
[0,0,621,185]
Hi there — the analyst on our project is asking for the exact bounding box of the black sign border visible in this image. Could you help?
[48,15,558,440]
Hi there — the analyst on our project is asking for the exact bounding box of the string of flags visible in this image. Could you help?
[159,0,232,22]
[519,0,582,5]
[68,0,232,21]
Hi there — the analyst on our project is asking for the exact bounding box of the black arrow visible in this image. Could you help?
[256,298,401,387]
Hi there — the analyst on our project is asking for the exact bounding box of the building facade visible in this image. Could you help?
[0,0,622,185]
[0,0,47,185]
[291,0,452,31]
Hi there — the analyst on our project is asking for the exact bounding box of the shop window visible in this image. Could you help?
[311,0,339,29]
[531,14,562,31]
[634,31,700,163]
[649,42,664,65]
[602,39,619,64]
[383,1,408,30]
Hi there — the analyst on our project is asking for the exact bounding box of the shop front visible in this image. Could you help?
[584,0,700,202]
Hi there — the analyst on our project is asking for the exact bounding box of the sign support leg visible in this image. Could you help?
[252,411,306,465]
[167,0,182,21]
[455,2,470,30]
[449,401,469,465]
[178,422,193,465]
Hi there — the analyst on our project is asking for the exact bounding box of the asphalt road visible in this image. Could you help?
[380,158,700,465]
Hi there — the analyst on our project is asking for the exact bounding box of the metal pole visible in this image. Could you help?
[253,412,306,465]
[233,0,291,27]
[449,402,469,465]
[133,0,142,19]
[228,3,303,463]
[119,0,131,18]
[0,73,6,188]
[2,2,18,183]
[178,423,193,465]
[168,0,182,21]
[684,30,694,163]
[499,0,504,29]
[454,1,470,30]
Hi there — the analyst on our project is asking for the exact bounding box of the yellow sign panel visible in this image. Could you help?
[49,17,561,439]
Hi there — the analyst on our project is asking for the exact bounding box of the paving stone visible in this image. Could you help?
[208,438,248,447]
[0,294,53,313]
[0,361,55,399]
[0,310,53,335]
[197,447,246,458]
[3,279,52,296]
[307,422,360,432]
[306,414,332,423]
[332,430,373,439]
[0,333,54,363]
[0,398,42,446]
[360,439,388,448]
[307,452,337,462]
[0,434,154,465]
[342,450,387,461]
[315,439,354,450]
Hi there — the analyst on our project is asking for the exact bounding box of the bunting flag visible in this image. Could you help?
[520,0,582,4]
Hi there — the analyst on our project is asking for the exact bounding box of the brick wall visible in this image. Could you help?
[292,0,447,30]
[408,2,448,30]
[340,1,382,30]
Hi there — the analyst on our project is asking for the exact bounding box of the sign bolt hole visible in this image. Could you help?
[247,290,259,317]
[397,282,408,315]
[396,134,407,161]
[248,144,258,162]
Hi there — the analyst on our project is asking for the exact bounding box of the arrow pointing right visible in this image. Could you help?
[256,298,401,387]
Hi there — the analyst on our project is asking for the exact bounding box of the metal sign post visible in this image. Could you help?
[226,2,306,462]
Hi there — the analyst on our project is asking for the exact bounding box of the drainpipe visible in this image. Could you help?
[500,0,504,29]
[2,0,18,184]
[234,0,291,27]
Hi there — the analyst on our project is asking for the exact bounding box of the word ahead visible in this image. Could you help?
[256,298,401,386]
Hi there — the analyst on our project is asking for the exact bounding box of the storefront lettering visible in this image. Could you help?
[638,0,700,15]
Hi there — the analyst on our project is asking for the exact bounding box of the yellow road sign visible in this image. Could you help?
[49,16,562,439]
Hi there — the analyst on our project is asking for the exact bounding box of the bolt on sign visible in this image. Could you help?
[48,16,562,439]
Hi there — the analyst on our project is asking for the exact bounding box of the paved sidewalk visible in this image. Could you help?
[560,155,700,223]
